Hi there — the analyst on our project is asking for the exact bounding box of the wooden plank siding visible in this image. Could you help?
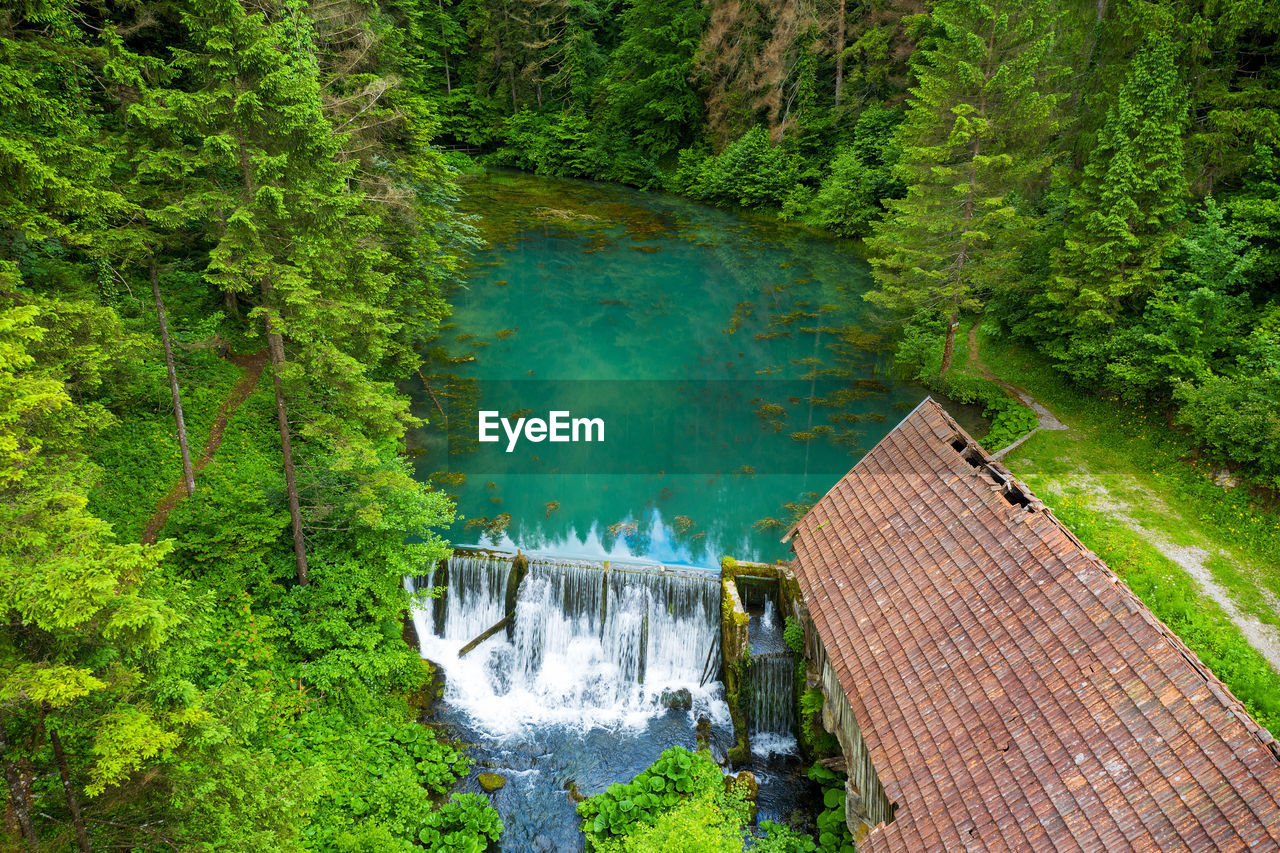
[806,618,895,832]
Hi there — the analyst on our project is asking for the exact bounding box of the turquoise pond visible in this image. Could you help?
[408,170,982,567]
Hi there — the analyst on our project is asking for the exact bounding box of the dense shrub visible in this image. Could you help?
[755,821,819,852]
[578,746,725,849]
[670,128,803,208]
[790,107,904,236]
[486,110,659,186]
[805,764,857,853]
[1173,315,1280,488]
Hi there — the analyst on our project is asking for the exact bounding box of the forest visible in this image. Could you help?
[2,0,1278,850]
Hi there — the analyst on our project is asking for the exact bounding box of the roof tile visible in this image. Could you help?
[790,399,1280,852]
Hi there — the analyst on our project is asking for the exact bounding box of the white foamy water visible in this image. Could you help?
[751,731,799,757]
[407,552,730,736]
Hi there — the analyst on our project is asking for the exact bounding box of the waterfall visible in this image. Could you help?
[408,551,727,732]
[441,554,511,642]
[748,652,795,752]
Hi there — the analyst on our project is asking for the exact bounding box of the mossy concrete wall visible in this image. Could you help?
[719,563,751,766]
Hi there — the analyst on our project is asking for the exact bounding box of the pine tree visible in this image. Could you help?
[603,0,706,159]
[130,0,449,583]
[864,0,1064,375]
[1044,31,1186,338]
[0,2,130,247]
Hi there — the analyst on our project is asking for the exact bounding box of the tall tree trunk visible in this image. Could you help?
[438,0,452,94]
[151,258,196,497]
[940,313,959,375]
[48,726,90,853]
[234,129,307,585]
[834,0,846,106]
[261,297,309,586]
[0,713,38,851]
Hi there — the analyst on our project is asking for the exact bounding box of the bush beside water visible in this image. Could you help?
[579,747,856,853]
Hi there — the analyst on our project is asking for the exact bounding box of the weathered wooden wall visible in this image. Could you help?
[807,621,894,835]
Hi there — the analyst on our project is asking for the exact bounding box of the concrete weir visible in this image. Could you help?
[407,548,723,719]
[407,548,805,765]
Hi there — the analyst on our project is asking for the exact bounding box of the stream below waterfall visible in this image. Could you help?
[404,171,988,851]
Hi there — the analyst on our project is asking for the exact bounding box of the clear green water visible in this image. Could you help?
[409,171,978,566]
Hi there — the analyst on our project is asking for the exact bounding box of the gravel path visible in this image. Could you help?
[1061,472,1280,675]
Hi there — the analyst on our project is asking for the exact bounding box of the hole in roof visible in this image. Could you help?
[1002,481,1031,509]
[954,435,1035,510]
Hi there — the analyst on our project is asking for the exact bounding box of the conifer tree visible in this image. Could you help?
[0,289,182,853]
[131,0,442,583]
[0,7,192,846]
[1044,31,1187,338]
[173,0,326,584]
[864,0,1064,375]
[603,0,706,159]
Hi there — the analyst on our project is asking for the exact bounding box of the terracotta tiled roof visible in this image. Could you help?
[788,398,1280,852]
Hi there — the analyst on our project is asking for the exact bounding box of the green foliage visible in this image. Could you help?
[805,764,857,853]
[0,1,487,850]
[288,716,497,852]
[672,129,803,209]
[578,746,724,850]
[594,794,744,853]
[1173,310,1280,488]
[602,0,707,161]
[865,0,1064,371]
[933,372,1038,450]
[796,689,838,758]
[755,821,818,853]
[1226,142,1280,281]
[486,110,659,187]
[981,398,1040,450]
[790,107,905,236]
[1100,200,1254,394]
[783,617,805,655]
[1042,31,1190,370]
[579,746,793,853]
